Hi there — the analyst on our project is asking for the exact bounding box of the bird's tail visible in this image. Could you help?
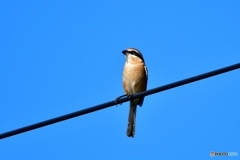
[127,101,137,138]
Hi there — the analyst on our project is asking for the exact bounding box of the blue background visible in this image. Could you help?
[0,0,239,159]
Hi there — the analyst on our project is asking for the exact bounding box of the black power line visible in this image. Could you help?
[0,63,240,140]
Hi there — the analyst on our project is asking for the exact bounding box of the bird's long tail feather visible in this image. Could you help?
[127,102,137,138]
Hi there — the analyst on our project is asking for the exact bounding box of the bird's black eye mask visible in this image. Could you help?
[122,49,145,62]
[129,51,144,62]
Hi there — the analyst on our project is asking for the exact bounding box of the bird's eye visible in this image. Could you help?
[131,51,137,56]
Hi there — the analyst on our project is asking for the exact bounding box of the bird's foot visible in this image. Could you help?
[115,94,127,106]
[128,94,133,100]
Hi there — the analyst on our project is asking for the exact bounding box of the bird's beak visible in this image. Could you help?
[122,50,127,55]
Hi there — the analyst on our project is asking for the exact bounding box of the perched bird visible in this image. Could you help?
[122,48,148,138]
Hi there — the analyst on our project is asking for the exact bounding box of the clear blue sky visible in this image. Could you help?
[0,1,239,159]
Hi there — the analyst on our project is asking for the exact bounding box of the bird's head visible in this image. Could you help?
[122,48,145,63]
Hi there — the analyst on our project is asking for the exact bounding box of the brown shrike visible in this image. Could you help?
[122,48,148,138]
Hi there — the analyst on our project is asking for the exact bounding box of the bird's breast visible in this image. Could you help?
[122,61,147,95]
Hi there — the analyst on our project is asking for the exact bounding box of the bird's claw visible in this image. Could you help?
[128,94,133,99]
[115,94,127,106]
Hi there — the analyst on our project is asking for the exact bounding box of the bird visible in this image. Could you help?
[121,48,148,138]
